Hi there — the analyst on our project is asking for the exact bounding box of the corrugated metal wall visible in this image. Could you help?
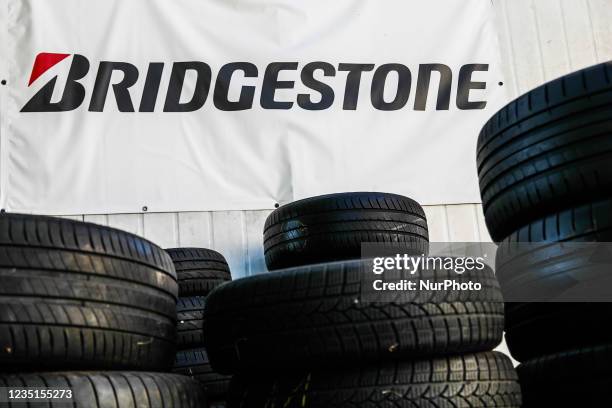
[56,0,612,279]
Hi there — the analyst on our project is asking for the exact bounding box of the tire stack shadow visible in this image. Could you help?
[477,61,612,406]
[202,192,522,407]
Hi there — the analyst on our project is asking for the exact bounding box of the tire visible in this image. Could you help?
[173,348,231,399]
[177,296,205,350]
[263,192,429,270]
[494,198,612,361]
[167,248,231,296]
[0,213,178,371]
[504,303,612,363]
[203,259,504,374]
[477,61,612,242]
[229,352,521,408]
[518,345,612,407]
[496,197,612,250]
[0,372,206,407]
[496,197,612,289]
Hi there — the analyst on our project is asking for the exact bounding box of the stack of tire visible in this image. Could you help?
[477,61,612,406]
[0,213,205,407]
[203,192,522,407]
[167,248,233,407]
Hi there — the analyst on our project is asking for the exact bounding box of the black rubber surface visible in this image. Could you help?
[495,198,612,361]
[229,351,521,408]
[177,296,205,350]
[504,303,612,363]
[167,248,231,296]
[0,213,178,371]
[203,259,504,374]
[497,197,612,290]
[173,348,231,399]
[477,61,612,242]
[518,345,612,407]
[0,372,206,407]
[263,192,429,270]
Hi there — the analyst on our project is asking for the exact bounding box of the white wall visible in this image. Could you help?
[57,0,612,278]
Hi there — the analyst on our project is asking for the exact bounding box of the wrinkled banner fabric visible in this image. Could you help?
[0,0,508,214]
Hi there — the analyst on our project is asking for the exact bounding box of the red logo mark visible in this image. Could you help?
[28,52,71,86]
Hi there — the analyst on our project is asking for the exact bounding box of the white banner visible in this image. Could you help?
[0,0,508,215]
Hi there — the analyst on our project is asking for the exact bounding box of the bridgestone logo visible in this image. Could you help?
[21,52,491,112]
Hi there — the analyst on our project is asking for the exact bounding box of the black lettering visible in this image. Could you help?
[164,62,212,112]
[371,64,411,111]
[457,64,488,110]
[414,64,452,111]
[297,62,335,110]
[21,55,89,112]
[139,63,164,112]
[213,62,258,111]
[89,62,139,112]
[338,63,374,110]
[260,62,298,109]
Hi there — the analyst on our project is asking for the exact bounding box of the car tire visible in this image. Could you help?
[477,62,612,242]
[167,248,231,296]
[229,352,521,408]
[495,198,612,361]
[263,192,429,270]
[173,348,231,399]
[518,345,612,407]
[0,213,178,371]
[176,296,205,350]
[203,259,504,373]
